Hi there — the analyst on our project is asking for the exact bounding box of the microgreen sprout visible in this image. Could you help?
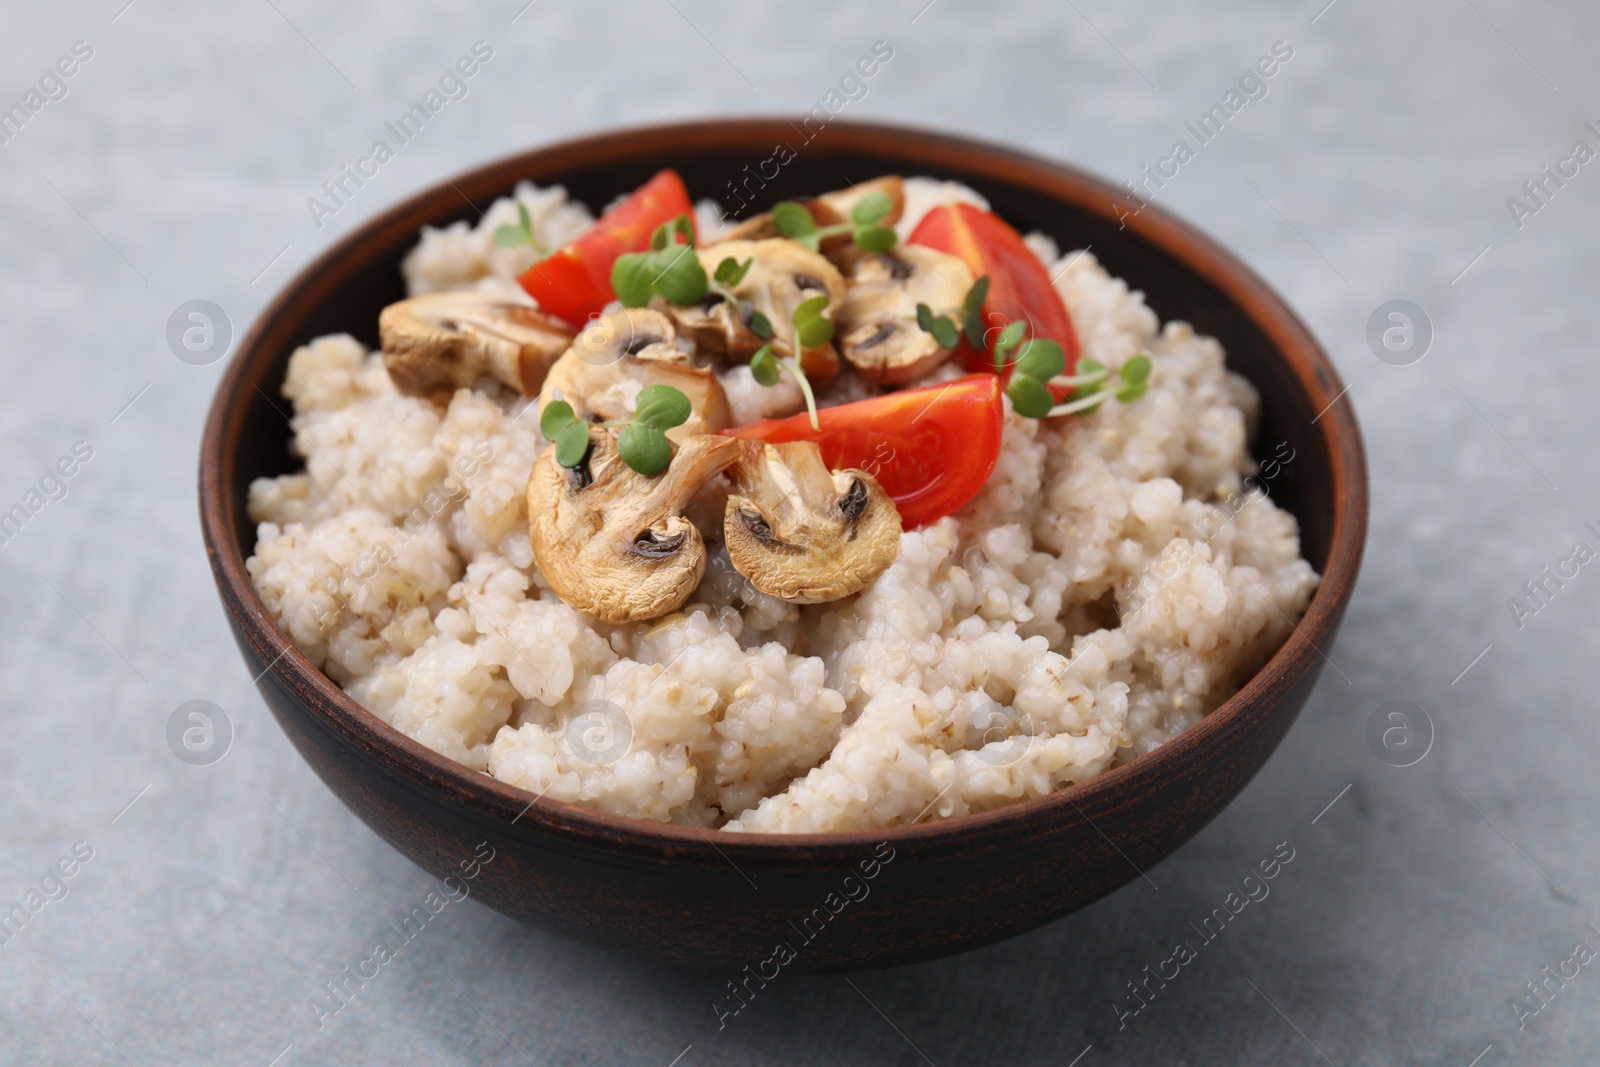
[1044,353,1151,417]
[611,215,707,308]
[539,383,693,476]
[748,295,833,431]
[1003,339,1066,418]
[962,276,991,350]
[912,271,1149,419]
[771,191,899,254]
[705,255,773,337]
[914,275,990,353]
[492,202,547,256]
[990,319,1027,373]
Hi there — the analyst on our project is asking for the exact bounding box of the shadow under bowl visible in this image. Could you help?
[199,118,1367,973]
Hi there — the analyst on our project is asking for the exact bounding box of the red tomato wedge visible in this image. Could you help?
[724,375,1004,530]
[908,203,1080,378]
[517,169,694,327]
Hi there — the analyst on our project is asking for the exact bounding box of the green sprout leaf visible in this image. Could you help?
[633,384,692,430]
[553,420,591,467]
[652,243,708,305]
[796,316,834,349]
[649,214,695,251]
[917,302,960,349]
[539,398,576,440]
[963,276,990,320]
[772,201,818,239]
[614,235,710,308]
[996,320,1027,353]
[851,189,893,226]
[1007,375,1056,419]
[853,224,898,253]
[1120,353,1151,384]
[1013,338,1065,382]
[715,256,752,287]
[610,253,654,308]
[749,344,780,386]
[1115,380,1148,404]
[616,423,672,476]
[493,203,544,252]
[749,309,773,338]
[794,295,830,322]
[992,319,1028,370]
[963,276,992,351]
[792,295,835,348]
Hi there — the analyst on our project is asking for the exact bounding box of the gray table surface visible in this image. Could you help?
[2,0,1596,1063]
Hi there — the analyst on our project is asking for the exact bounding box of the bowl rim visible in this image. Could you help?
[199,116,1367,857]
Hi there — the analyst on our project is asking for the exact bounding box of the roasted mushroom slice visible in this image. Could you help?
[836,245,975,386]
[724,441,901,604]
[678,238,845,383]
[808,175,905,236]
[528,430,744,622]
[656,292,766,364]
[538,308,731,441]
[380,290,575,402]
[712,176,906,256]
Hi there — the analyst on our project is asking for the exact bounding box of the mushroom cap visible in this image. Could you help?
[723,440,902,604]
[537,307,731,442]
[836,245,975,386]
[693,238,845,383]
[379,290,574,402]
[528,430,744,622]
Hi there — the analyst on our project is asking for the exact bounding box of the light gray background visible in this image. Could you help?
[0,0,1595,1063]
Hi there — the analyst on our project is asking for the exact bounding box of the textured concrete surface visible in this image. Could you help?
[1,1,1596,1063]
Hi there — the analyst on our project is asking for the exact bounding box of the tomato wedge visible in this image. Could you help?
[517,169,694,327]
[908,203,1079,377]
[724,375,1003,530]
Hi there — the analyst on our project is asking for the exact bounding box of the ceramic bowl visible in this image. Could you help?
[199,118,1367,972]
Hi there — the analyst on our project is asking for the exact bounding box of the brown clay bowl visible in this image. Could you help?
[199,118,1367,972]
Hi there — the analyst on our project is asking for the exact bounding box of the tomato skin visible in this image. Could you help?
[517,169,694,327]
[908,203,1079,378]
[724,375,1004,530]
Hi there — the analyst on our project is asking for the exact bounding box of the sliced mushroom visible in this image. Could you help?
[712,176,906,257]
[528,430,744,622]
[835,245,975,386]
[672,238,844,383]
[723,441,901,604]
[380,290,575,403]
[654,291,766,364]
[538,308,730,441]
[808,175,905,236]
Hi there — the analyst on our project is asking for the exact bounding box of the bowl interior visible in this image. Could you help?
[225,121,1339,580]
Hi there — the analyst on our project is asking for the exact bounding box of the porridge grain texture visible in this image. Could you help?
[245,178,1318,832]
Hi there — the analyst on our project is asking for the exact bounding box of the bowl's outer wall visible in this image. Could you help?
[203,120,1365,972]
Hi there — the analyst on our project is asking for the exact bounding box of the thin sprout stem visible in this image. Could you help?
[1048,370,1110,388]
[1047,387,1115,418]
[782,356,820,430]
